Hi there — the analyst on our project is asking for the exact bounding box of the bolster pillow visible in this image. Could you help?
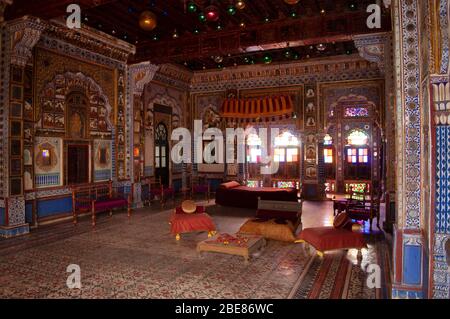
[219,181,241,189]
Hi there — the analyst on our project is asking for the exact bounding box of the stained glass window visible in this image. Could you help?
[247,180,262,188]
[347,130,369,146]
[274,132,300,147]
[324,149,333,163]
[325,182,335,193]
[347,148,369,164]
[345,183,369,194]
[324,134,333,146]
[286,148,299,162]
[273,181,300,189]
[358,148,369,163]
[344,107,369,118]
[347,148,357,163]
[274,148,285,162]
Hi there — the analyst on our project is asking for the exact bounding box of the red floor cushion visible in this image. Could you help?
[169,212,216,235]
[297,227,366,252]
[256,209,300,224]
[239,218,297,242]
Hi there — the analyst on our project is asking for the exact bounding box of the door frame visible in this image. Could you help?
[64,140,92,186]
[154,121,170,186]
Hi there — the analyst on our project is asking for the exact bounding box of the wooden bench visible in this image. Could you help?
[72,181,132,227]
[145,177,175,207]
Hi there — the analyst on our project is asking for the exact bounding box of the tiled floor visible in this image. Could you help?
[0,199,391,299]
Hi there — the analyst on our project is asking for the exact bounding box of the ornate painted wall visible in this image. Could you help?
[0,16,134,235]
[189,55,386,198]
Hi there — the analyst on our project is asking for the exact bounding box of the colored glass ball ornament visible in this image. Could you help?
[284,49,292,59]
[263,54,273,64]
[284,0,300,4]
[235,0,246,10]
[139,11,157,31]
[187,2,197,13]
[205,5,220,22]
[198,12,207,23]
[227,5,237,15]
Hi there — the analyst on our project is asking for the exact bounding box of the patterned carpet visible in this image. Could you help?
[289,236,391,299]
[0,203,391,299]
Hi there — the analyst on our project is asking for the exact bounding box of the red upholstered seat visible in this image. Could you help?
[297,227,366,253]
[95,198,128,212]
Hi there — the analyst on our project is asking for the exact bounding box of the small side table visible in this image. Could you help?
[197,233,266,264]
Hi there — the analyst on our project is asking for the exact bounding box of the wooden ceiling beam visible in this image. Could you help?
[5,0,118,20]
[132,10,390,63]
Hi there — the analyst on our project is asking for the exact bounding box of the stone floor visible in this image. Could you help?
[0,199,391,299]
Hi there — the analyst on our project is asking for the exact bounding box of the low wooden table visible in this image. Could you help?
[197,233,266,264]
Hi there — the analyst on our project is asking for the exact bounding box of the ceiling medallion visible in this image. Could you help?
[139,11,157,31]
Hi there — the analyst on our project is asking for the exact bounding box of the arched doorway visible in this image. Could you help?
[155,122,169,186]
[66,91,90,185]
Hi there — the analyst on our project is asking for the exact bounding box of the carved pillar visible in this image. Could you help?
[428,0,450,300]
[354,32,396,232]
[431,79,450,299]
[0,16,44,237]
[127,62,159,208]
[390,0,426,299]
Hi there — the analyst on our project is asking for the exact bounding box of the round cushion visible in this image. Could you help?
[333,212,351,229]
[181,200,197,214]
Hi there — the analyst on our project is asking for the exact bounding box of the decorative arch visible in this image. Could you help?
[328,94,376,121]
[346,129,370,146]
[39,72,113,134]
[146,93,182,129]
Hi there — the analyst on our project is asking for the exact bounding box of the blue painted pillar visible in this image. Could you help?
[390,0,427,298]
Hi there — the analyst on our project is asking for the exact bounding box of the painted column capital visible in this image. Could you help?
[129,62,160,95]
[8,16,46,67]
[353,33,392,75]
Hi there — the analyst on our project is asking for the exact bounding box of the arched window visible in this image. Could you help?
[347,130,369,146]
[345,130,370,180]
[274,131,300,163]
[324,134,333,146]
